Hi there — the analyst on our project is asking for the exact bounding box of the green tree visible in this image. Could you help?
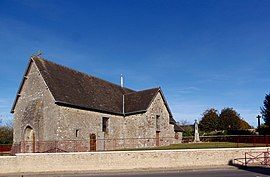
[0,126,13,144]
[0,115,13,144]
[219,108,243,130]
[199,108,219,132]
[261,93,270,126]
[239,119,251,130]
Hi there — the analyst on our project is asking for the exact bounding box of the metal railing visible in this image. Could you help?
[0,144,12,152]
[6,135,270,155]
[183,135,270,146]
[234,149,270,166]
[11,136,180,154]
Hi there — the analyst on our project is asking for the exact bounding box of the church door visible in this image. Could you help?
[156,131,160,146]
[24,126,35,153]
[90,134,96,151]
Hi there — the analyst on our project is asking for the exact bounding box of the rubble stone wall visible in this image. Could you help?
[1,147,267,174]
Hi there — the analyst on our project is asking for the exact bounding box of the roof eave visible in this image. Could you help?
[55,101,124,116]
[10,58,33,113]
[124,110,147,116]
[174,124,184,132]
[56,101,149,116]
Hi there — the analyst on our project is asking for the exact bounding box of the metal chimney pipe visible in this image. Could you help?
[121,74,124,88]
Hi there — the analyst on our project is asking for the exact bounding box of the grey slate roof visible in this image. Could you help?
[124,88,160,114]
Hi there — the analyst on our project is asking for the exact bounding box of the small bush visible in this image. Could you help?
[258,125,270,135]
[0,126,13,144]
[226,129,256,135]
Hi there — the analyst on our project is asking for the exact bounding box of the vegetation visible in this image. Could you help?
[199,108,251,134]
[0,116,13,144]
[258,124,270,135]
[120,142,266,151]
[177,120,193,137]
[181,125,193,137]
[158,142,265,150]
[199,108,219,132]
[261,93,270,127]
[0,125,13,144]
[219,108,249,130]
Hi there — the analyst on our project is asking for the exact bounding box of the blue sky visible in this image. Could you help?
[0,0,270,126]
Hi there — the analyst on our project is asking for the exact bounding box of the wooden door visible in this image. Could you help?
[90,134,96,151]
[156,131,160,146]
[24,126,35,153]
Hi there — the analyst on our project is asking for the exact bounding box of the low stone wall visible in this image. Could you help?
[0,147,268,174]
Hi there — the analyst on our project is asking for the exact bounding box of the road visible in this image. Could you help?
[3,167,270,177]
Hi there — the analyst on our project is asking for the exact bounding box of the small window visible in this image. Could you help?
[102,117,109,132]
[156,115,160,130]
[175,132,179,140]
[75,129,79,137]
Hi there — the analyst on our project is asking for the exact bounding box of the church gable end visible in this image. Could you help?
[12,59,59,146]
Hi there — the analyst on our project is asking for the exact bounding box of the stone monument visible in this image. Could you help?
[194,119,200,142]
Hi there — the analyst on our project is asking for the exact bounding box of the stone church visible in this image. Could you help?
[11,56,182,153]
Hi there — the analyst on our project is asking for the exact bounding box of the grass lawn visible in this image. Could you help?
[119,142,268,151]
[0,152,11,156]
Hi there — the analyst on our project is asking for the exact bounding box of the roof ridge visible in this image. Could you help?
[138,87,160,92]
[32,56,135,92]
[124,87,160,96]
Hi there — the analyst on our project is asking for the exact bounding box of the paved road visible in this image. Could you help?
[3,167,270,177]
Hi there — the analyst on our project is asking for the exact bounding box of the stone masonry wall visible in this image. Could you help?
[12,61,59,153]
[144,92,182,145]
[57,106,125,151]
[124,92,182,148]
[53,92,181,151]
[1,147,268,174]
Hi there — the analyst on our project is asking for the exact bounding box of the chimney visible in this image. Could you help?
[120,74,124,88]
[121,74,125,115]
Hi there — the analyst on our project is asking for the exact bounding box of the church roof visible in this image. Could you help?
[124,88,160,114]
[34,57,133,115]
[11,56,182,132]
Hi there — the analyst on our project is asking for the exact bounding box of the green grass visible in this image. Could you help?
[0,152,11,156]
[156,142,266,150]
[118,142,268,151]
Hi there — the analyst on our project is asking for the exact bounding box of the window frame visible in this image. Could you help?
[75,129,79,138]
[102,117,109,133]
[156,115,160,130]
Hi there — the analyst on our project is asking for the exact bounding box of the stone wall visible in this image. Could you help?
[12,61,60,153]
[56,93,181,151]
[124,92,182,148]
[57,106,125,151]
[0,147,267,174]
